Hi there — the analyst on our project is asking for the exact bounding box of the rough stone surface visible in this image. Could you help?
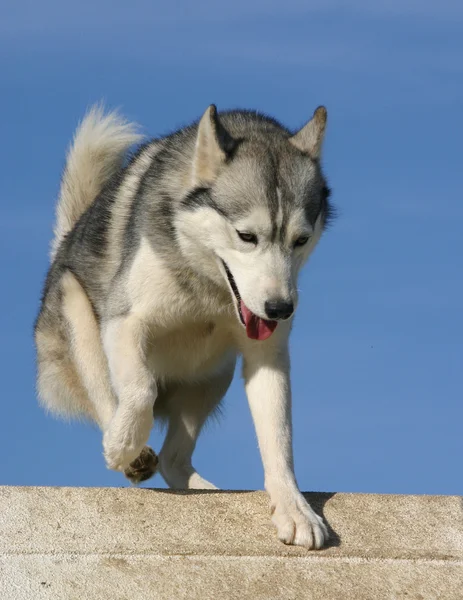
[0,487,462,599]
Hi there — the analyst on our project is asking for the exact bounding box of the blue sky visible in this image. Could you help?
[1,1,462,495]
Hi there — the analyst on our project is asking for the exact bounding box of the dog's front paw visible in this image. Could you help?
[271,491,328,550]
[103,408,153,471]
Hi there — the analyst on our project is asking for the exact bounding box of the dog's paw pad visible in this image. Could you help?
[124,446,158,485]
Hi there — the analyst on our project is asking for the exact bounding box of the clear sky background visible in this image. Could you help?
[1,1,462,495]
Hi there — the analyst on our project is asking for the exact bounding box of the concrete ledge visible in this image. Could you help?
[1,487,462,599]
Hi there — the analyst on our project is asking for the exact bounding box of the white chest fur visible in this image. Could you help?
[145,320,236,382]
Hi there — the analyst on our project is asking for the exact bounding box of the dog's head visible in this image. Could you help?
[175,105,332,341]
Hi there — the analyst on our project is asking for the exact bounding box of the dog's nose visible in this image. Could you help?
[264,300,294,321]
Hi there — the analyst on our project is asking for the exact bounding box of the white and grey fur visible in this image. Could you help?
[35,103,333,549]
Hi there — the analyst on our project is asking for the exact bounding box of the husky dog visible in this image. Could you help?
[35,103,332,549]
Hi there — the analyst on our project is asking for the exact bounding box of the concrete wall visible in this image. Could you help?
[1,487,462,599]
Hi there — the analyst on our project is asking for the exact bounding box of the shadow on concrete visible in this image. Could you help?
[144,488,256,495]
[303,492,341,549]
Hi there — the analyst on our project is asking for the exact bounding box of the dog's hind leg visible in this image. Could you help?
[36,308,99,424]
[36,269,117,428]
[60,271,118,429]
[158,358,235,490]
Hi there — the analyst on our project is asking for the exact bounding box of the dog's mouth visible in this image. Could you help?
[222,261,278,341]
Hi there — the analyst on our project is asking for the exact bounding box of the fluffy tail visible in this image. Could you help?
[50,104,143,259]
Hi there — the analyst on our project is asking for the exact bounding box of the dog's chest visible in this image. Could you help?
[146,321,235,381]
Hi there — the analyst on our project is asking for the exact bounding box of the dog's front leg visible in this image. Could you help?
[242,334,328,549]
[102,314,156,471]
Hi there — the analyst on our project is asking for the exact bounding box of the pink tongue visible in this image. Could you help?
[240,301,278,341]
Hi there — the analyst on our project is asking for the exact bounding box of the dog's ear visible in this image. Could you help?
[289,106,327,159]
[192,105,235,186]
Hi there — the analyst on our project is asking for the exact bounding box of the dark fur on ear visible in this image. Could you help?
[192,105,236,185]
[209,105,236,154]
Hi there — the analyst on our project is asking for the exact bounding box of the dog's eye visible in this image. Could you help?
[294,235,310,247]
[237,231,257,244]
